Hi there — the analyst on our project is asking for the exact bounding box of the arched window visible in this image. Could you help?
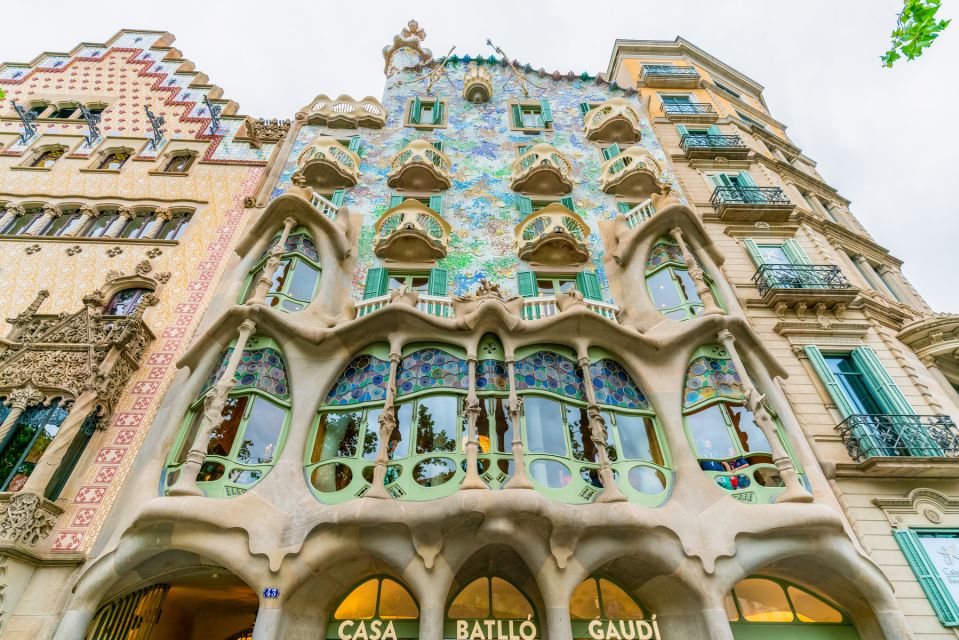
[164,337,290,498]
[328,576,419,639]
[161,151,195,174]
[446,577,538,640]
[645,237,719,321]
[155,210,193,240]
[30,146,65,168]
[570,576,654,640]
[97,149,130,171]
[0,207,42,236]
[83,209,118,238]
[0,399,68,492]
[243,227,321,312]
[118,210,153,239]
[681,345,801,503]
[726,576,857,637]
[103,288,151,316]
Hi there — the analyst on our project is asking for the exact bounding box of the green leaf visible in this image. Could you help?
[883,0,950,67]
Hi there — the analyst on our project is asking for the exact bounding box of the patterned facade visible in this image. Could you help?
[0,22,956,640]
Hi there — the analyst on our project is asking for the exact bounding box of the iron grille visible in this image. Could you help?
[642,65,700,77]
[663,103,716,115]
[836,414,959,462]
[680,134,746,152]
[710,186,790,207]
[752,264,852,296]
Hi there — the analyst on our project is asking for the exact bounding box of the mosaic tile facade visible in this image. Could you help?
[589,359,649,410]
[325,354,391,406]
[396,348,469,396]
[514,351,585,400]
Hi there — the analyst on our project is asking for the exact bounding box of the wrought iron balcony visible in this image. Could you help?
[510,143,574,195]
[583,98,642,143]
[640,65,701,88]
[753,265,853,296]
[293,138,360,189]
[599,146,666,198]
[373,198,450,262]
[836,414,959,462]
[680,134,749,160]
[387,140,452,191]
[663,102,715,116]
[514,202,590,266]
[709,186,794,222]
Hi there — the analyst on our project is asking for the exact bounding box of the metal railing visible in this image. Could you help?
[710,186,790,207]
[679,134,746,152]
[836,414,959,462]
[663,103,716,116]
[642,65,699,77]
[752,264,853,296]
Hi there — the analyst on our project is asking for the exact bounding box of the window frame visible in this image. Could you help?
[508,100,554,133]
[242,228,322,312]
[404,97,448,129]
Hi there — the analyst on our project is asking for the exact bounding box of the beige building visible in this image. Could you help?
[0,22,957,640]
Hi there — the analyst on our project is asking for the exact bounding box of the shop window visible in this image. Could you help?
[331,576,419,634]
[243,227,321,312]
[406,97,446,127]
[726,576,852,631]
[0,400,69,492]
[510,100,553,131]
[645,237,719,321]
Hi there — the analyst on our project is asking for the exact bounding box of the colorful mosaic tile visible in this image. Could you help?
[200,346,290,400]
[325,354,390,405]
[396,348,468,396]
[589,359,649,410]
[646,240,685,272]
[258,231,319,263]
[514,351,585,400]
[682,356,745,410]
[476,359,509,392]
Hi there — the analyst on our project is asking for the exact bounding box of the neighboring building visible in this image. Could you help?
[1,22,957,640]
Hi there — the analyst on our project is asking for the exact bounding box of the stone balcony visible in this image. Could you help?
[387,140,452,192]
[301,94,386,128]
[293,138,360,190]
[373,198,450,262]
[514,202,590,266]
[583,98,642,144]
[521,295,619,323]
[621,198,657,229]
[710,186,794,223]
[639,64,701,88]
[753,264,858,319]
[510,143,574,196]
[599,146,666,198]
[680,134,750,161]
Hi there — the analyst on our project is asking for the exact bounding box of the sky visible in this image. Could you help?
[4,0,957,311]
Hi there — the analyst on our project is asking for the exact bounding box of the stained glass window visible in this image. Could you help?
[476,359,509,392]
[682,355,745,410]
[514,351,585,400]
[589,359,649,410]
[646,241,685,270]
[396,348,468,396]
[325,354,390,406]
[200,347,290,400]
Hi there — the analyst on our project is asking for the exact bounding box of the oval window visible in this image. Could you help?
[312,463,353,493]
[529,459,572,488]
[361,464,404,485]
[413,457,457,487]
[628,466,666,494]
[753,467,784,487]
[197,461,225,481]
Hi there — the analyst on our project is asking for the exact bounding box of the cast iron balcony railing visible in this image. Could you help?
[680,134,746,153]
[752,265,853,297]
[641,65,700,80]
[663,103,716,116]
[711,186,790,207]
[836,414,959,462]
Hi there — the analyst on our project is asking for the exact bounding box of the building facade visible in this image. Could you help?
[0,21,957,640]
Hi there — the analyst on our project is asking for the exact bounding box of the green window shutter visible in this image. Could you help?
[428,195,444,215]
[518,144,532,155]
[347,136,361,152]
[389,195,404,209]
[707,125,722,136]
[517,196,533,216]
[431,141,444,151]
[511,104,523,128]
[579,102,592,116]
[602,143,621,161]
[575,271,602,301]
[742,239,765,267]
[736,171,757,187]
[782,238,812,265]
[559,196,575,211]
[363,267,389,299]
[517,270,538,297]
[411,97,422,124]
[539,99,553,124]
[803,346,857,418]
[851,347,915,416]
[432,101,444,125]
[675,124,689,136]
[708,174,730,188]
[617,202,631,214]
[894,529,959,626]
[331,189,346,207]
[428,268,449,296]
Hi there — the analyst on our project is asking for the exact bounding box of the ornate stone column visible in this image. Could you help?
[716,329,812,503]
[103,206,133,238]
[66,204,100,237]
[669,227,722,315]
[461,356,488,490]
[249,217,298,304]
[145,207,173,239]
[852,254,886,293]
[504,358,533,489]
[0,386,46,443]
[167,319,257,497]
[367,351,401,499]
[25,204,62,235]
[578,355,626,502]
[0,203,24,231]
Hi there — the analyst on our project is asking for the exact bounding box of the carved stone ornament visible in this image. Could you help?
[155,271,172,284]
[135,259,153,275]
[0,492,60,546]
[383,19,434,74]
[146,248,163,259]
[24,244,40,255]
[106,247,123,258]
[65,245,82,256]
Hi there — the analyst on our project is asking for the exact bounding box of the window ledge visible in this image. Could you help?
[78,168,121,174]
[148,170,190,177]
[835,457,959,479]
[9,165,52,172]
[0,234,179,246]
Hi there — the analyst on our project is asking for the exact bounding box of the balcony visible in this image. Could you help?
[583,98,642,144]
[599,146,665,198]
[621,198,656,229]
[514,203,590,266]
[293,138,360,189]
[510,143,573,196]
[302,94,386,129]
[709,186,794,222]
[640,64,701,88]
[680,134,750,160]
[309,191,340,222]
[662,102,718,123]
[521,296,619,322]
[387,140,452,192]
[837,414,959,463]
[355,293,454,319]
[754,264,858,317]
[463,65,493,103]
[373,198,450,262]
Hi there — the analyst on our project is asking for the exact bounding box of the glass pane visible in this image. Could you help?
[788,587,843,623]
[675,269,702,304]
[0,404,65,491]
[269,259,292,300]
[85,214,116,237]
[491,399,513,454]
[335,579,378,619]
[569,579,601,620]
[361,408,383,461]
[57,214,84,236]
[311,463,352,493]
[825,356,884,415]
[558,279,577,294]
[524,396,566,456]
[735,578,794,623]
[104,289,147,315]
[313,412,361,461]
[409,276,429,292]
[412,457,456,487]
[476,399,490,453]
[393,403,413,459]
[685,405,738,459]
[388,276,406,291]
[207,396,248,457]
[757,245,790,265]
[286,261,320,302]
[647,269,683,310]
[491,578,534,619]
[173,412,201,464]
[414,395,458,454]
[536,279,555,295]
[616,415,662,465]
[235,397,285,464]
[119,214,150,238]
[529,459,571,488]
[726,405,771,454]
[627,466,666,495]
[599,579,644,619]
[448,578,490,618]
[723,594,739,621]
[567,405,596,462]
[379,579,418,619]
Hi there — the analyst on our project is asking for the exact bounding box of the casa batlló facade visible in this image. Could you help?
[0,21,957,640]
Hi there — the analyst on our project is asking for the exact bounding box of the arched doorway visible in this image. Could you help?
[725,575,859,639]
[445,576,539,640]
[326,575,420,639]
[570,575,658,639]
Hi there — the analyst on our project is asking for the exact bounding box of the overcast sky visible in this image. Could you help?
[6,1,957,311]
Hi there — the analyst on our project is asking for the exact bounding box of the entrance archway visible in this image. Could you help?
[326,575,420,639]
[445,576,539,640]
[570,575,658,640]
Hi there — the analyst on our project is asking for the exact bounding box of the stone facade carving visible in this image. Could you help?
[0,493,60,547]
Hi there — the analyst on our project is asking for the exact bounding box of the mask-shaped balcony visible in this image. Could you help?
[293,138,361,190]
[599,146,666,198]
[463,65,493,103]
[373,198,450,262]
[301,94,387,129]
[583,98,642,144]
[387,140,452,192]
[510,143,574,196]
[514,202,590,266]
